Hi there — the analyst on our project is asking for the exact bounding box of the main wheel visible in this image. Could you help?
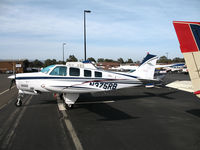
[15,100,22,107]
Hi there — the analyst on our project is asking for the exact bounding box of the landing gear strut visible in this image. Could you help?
[15,93,23,107]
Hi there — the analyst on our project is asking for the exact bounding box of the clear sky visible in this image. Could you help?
[0,0,199,61]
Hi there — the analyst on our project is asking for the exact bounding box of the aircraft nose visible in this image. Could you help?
[8,75,15,79]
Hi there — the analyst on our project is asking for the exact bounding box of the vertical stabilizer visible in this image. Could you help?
[173,21,200,98]
[131,53,158,80]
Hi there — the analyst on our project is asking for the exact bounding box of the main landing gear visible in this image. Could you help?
[62,93,79,110]
[65,103,74,109]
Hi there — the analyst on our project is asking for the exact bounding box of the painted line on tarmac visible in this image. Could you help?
[58,103,66,111]
[58,100,115,111]
[0,103,7,111]
[0,86,17,110]
[0,104,21,140]
[61,110,83,150]
[57,100,115,149]
[57,100,83,150]
[0,95,33,150]
[0,86,16,96]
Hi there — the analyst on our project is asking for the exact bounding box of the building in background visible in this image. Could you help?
[0,60,24,73]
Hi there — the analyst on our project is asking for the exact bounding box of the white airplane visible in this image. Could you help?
[111,65,139,72]
[113,62,185,73]
[173,21,200,98]
[9,53,158,109]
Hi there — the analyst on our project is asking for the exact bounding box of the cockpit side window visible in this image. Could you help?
[84,70,91,77]
[69,67,80,76]
[49,66,67,76]
[95,71,102,77]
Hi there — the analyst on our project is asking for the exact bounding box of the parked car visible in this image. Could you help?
[182,66,188,74]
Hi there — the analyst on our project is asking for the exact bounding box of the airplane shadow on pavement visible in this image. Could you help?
[72,90,178,121]
[186,109,200,118]
[22,89,178,121]
[75,103,139,121]
[78,89,177,103]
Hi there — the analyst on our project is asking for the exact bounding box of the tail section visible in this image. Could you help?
[131,53,158,80]
[173,21,200,98]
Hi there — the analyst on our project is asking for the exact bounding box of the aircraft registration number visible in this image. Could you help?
[89,82,118,90]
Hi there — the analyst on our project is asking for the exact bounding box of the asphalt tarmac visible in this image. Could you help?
[0,73,200,150]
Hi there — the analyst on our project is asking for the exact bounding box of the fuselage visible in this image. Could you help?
[14,65,142,95]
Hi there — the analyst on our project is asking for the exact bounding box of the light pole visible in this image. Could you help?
[63,43,66,64]
[166,52,169,64]
[84,10,91,61]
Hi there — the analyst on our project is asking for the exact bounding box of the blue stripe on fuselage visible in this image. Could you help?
[16,76,107,80]
[111,72,138,78]
[16,73,138,80]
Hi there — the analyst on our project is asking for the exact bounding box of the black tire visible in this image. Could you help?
[15,100,22,107]
[65,104,74,110]
[59,93,64,100]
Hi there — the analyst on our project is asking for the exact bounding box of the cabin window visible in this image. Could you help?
[50,66,67,76]
[95,71,102,77]
[84,70,91,77]
[69,67,80,76]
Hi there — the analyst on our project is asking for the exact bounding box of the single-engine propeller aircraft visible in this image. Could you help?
[173,21,200,98]
[9,53,158,109]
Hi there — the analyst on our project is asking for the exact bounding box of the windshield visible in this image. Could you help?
[129,69,136,73]
[41,65,55,74]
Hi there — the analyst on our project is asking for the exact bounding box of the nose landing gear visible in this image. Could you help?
[15,93,23,107]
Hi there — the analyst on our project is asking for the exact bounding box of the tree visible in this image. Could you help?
[172,57,185,63]
[57,60,64,64]
[32,59,43,67]
[97,58,104,62]
[66,55,78,62]
[44,59,57,67]
[117,58,124,64]
[157,56,168,63]
[52,59,57,64]
[104,59,115,62]
[125,58,133,63]
[23,59,30,72]
[87,57,96,62]
[135,61,140,65]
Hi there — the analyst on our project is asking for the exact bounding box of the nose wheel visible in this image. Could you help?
[15,99,22,107]
[15,93,23,107]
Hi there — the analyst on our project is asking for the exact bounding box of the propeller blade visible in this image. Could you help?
[8,74,16,90]
[9,79,15,89]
